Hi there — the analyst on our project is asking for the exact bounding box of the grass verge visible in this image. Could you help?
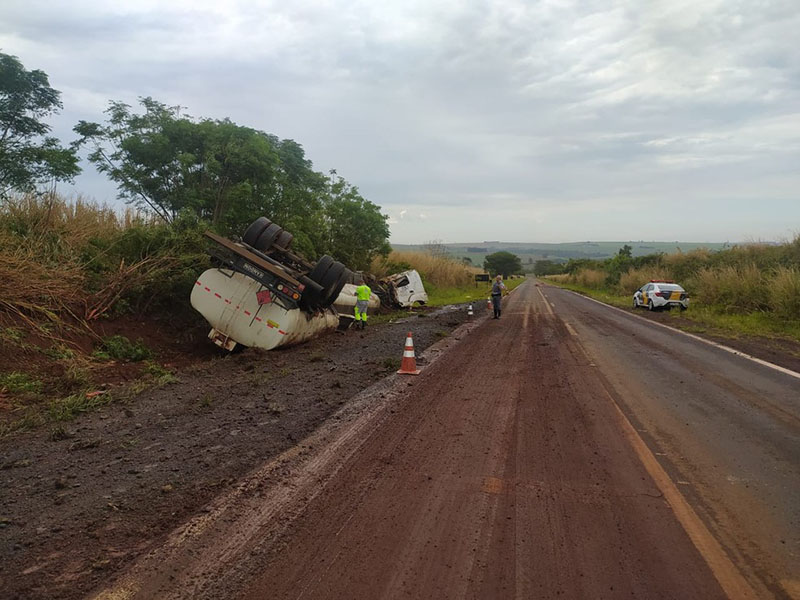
[544,279,800,343]
[426,277,527,307]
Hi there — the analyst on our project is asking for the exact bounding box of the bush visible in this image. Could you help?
[93,335,152,362]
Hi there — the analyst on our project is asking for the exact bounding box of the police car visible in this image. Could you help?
[633,280,689,311]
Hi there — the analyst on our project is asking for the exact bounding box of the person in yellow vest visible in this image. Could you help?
[353,278,372,330]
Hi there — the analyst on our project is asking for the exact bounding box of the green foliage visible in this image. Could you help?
[48,392,112,422]
[144,361,179,385]
[322,172,390,270]
[73,98,390,269]
[549,236,800,336]
[0,53,80,197]
[93,335,152,362]
[43,344,76,360]
[0,371,43,395]
[483,251,523,277]
[533,260,565,276]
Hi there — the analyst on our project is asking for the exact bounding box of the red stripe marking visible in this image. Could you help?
[224,299,231,304]
[214,293,222,298]
[244,310,251,316]
[195,281,201,286]
[278,330,287,335]
[255,317,262,322]
[204,287,211,292]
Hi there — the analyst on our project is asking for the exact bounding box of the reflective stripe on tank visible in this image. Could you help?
[194,280,287,336]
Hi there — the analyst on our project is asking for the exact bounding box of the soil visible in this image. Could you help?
[0,305,470,600]
[1,285,797,599]
[80,283,731,600]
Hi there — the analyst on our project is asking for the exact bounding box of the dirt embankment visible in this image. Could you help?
[0,305,472,600]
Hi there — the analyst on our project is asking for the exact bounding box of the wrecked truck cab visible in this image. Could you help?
[385,270,427,307]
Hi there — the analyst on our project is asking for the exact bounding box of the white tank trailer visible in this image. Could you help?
[191,268,339,351]
[191,218,353,352]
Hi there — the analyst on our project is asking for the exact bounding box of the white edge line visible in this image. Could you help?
[548,287,800,381]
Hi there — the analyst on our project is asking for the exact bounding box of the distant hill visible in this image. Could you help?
[392,241,731,267]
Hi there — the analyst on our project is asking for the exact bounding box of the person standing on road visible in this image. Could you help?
[354,279,372,330]
[490,275,507,319]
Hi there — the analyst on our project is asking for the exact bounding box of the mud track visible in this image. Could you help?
[0,306,471,599]
[88,283,744,599]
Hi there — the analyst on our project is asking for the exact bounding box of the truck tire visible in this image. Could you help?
[308,255,334,286]
[254,223,283,251]
[298,275,325,311]
[242,217,271,246]
[275,230,294,249]
[318,262,347,306]
[326,267,352,306]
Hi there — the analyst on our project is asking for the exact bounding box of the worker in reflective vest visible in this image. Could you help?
[354,279,372,330]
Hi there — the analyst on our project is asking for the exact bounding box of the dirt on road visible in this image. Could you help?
[84,283,743,600]
[0,306,471,600]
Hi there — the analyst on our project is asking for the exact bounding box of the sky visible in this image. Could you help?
[1,0,798,244]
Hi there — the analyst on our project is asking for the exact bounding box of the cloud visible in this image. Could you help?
[0,0,797,243]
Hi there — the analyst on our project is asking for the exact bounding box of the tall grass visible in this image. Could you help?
[548,237,800,331]
[769,267,800,318]
[371,251,475,288]
[690,264,768,312]
[617,267,670,294]
[0,194,209,326]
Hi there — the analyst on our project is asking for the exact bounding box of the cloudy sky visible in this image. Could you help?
[1,0,798,243]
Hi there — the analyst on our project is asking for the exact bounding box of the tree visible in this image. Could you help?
[74,97,391,268]
[73,98,329,251]
[0,53,79,198]
[322,172,390,271]
[484,251,523,277]
[533,260,565,276]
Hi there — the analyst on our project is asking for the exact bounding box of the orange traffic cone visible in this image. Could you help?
[397,331,421,375]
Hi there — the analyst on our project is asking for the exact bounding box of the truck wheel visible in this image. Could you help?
[326,268,352,306]
[298,275,325,311]
[243,217,271,246]
[275,230,294,249]
[309,255,334,285]
[319,262,347,306]
[254,223,283,251]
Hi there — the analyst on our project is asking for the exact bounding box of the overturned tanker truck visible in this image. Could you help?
[191,217,355,351]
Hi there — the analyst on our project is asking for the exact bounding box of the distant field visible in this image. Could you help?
[392,241,731,266]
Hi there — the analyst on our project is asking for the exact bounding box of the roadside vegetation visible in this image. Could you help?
[541,240,800,341]
[371,250,525,307]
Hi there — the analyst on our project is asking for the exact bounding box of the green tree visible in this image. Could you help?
[0,53,80,197]
[533,259,565,276]
[73,98,329,253]
[484,251,523,277]
[74,97,391,268]
[322,171,390,271]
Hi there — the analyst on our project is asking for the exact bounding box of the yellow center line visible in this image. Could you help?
[537,286,555,316]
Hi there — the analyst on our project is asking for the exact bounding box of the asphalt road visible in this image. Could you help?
[91,280,799,600]
[539,282,800,599]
